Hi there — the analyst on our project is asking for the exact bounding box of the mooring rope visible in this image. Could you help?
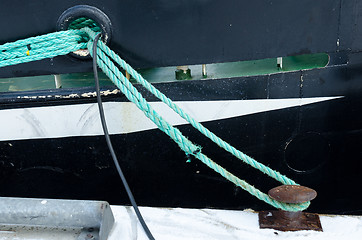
[0,27,310,211]
[0,29,88,68]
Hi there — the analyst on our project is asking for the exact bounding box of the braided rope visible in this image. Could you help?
[0,29,86,51]
[69,17,101,32]
[0,27,310,211]
[84,28,296,185]
[0,37,85,61]
[0,43,87,68]
[0,30,88,68]
[85,33,309,211]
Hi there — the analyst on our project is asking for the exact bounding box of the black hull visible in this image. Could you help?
[1,52,361,214]
[1,0,362,215]
[1,0,361,78]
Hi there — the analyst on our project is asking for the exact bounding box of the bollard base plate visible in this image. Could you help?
[258,210,323,232]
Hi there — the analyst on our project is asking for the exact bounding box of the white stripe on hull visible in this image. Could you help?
[0,97,342,141]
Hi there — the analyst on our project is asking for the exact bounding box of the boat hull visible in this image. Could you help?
[0,0,360,78]
[1,53,361,214]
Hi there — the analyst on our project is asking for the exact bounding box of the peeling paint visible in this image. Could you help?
[80,89,120,98]
[15,89,120,100]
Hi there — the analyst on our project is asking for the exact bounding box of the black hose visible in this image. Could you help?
[92,33,155,240]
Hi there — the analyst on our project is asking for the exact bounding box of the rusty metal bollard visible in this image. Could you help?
[258,185,323,231]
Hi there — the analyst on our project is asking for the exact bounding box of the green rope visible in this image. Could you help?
[0,30,88,51]
[84,28,309,211]
[0,35,84,61]
[85,28,297,186]
[0,29,88,68]
[68,17,101,32]
[0,27,310,211]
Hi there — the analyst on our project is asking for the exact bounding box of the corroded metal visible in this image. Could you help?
[259,185,322,231]
[268,185,317,204]
[259,210,322,232]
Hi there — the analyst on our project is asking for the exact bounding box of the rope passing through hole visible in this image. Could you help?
[0,27,310,212]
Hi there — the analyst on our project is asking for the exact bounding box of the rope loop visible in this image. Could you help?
[0,27,310,212]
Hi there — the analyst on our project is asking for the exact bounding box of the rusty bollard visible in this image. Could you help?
[258,185,323,232]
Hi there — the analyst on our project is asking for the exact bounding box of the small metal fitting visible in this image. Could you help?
[202,64,207,77]
[175,66,192,80]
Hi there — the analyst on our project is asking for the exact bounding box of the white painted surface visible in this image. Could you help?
[0,205,360,239]
[109,206,362,240]
[0,97,341,141]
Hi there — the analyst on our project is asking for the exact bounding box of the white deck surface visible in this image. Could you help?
[0,205,361,239]
[109,206,362,240]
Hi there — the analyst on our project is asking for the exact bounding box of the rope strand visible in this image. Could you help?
[86,36,309,211]
[0,27,310,211]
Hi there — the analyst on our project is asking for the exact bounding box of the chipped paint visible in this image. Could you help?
[80,89,120,98]
[15,89,120,100]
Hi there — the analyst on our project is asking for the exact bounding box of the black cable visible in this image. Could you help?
[92,33,155,240]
